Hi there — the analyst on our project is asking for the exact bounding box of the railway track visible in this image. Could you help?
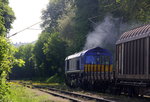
[11,81,150,102]
[35,86,115,102]
[13,81,115,102]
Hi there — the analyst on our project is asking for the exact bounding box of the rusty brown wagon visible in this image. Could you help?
[116,24,150,96]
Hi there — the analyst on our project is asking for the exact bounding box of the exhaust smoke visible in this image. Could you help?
[84,16,126,51]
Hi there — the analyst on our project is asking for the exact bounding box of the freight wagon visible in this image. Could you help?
[116,24,150,95]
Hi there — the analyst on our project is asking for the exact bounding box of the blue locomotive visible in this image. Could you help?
[65,47,113,89]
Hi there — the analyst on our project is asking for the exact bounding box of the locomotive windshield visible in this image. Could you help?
[85,56,96,64]
[85,55,110,64]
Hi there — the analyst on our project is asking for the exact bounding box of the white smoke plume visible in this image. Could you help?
[84,16,125,50]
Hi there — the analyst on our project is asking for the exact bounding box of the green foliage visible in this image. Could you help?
[41,0,67,32]
[10,44,34,79]
[7,85,49,102]
[0,0,17,101]
[43,32,67,75]
[68,0,99,51]
[11,33,67,79]
[46,74,64,83]
[0,37,24,101]
[32,32,50,77]
[99,0,150,23]
[58,6,76,41]
[0,37,16,76]
[0,1,15,36]
[42,0,100,51]
[116,0,120,3]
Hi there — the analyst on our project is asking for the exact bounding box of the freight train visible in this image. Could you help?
[65,24,150,96]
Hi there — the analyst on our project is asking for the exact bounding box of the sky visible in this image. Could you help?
[9,0,49,43]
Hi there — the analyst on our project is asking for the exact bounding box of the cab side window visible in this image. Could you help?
[67,60,69,71]
[77,60,80,70]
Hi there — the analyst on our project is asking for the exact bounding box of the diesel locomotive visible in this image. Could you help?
[65,24,150,96]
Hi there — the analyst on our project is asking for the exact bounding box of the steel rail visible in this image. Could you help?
[35,86,115,102]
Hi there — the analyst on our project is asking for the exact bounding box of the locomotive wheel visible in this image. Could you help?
[127,86,139,97]
[93,81,99,90]
[109,84,121,95]
[65,77,72,87]
[82,80,91,90]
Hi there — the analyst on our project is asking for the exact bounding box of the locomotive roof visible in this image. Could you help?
[65,50,87,60]
[116,24,150,44]
[65,47,107,60]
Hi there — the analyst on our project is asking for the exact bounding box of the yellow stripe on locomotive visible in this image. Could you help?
[84,64,113,72]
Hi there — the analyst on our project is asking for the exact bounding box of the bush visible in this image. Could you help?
[46,74,64,83]
[0,37,24,101]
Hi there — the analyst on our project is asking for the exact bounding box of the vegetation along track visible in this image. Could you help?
[11,81,150,102]
[36,86,115,102]
[14,81,115,102]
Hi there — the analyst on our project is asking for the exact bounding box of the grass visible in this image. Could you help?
[17,74,65,84]
[6,74,67,102]
[7,82,70,102]
[9,79,150,102]
[7,84,51,102]
[46,74,64,83]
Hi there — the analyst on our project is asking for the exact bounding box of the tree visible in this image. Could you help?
[99,0,150,23]
[0,37,24,101]
[0,0,17,101]
[41,0,100,52]
[32,32,67,77]
[41,0,67,32]
[43,32,67,76]
[0,1,15,36]
[10,44,35,79]
[32,32,50,77]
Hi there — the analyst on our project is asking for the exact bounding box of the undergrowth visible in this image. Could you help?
[46,74,64,83]
[6,84,50,102]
